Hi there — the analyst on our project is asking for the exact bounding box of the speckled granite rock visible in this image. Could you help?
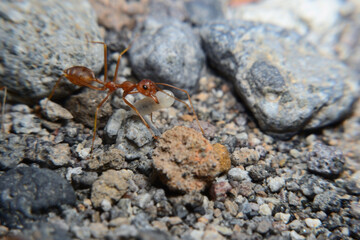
[0,0,103,102]
[200,20,359,139]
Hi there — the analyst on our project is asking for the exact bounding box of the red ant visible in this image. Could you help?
[46,41,204,153]
[0,86,7,133]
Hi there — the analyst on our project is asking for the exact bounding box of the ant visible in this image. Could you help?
[46,40,204,153]
[0,86,7,133]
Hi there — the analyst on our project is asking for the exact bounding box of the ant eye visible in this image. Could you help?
[143,85,148,90]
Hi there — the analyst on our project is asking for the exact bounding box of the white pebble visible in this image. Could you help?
[305,218,322,228]
[101,199,112,212]
[268,177,285,192]
[274,213,291,224]
[259,204,272,216]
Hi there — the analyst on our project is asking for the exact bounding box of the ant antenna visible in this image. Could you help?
[155,83,204,135]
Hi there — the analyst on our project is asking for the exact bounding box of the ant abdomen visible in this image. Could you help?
[64,66,96,86]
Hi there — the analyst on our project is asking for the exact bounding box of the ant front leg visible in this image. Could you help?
[122,96,159,140]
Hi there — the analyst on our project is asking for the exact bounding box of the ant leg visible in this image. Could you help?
[0,86,7,133]
[150,113,154,124]
[113,46,131,83]
[91,91,113,153]
[90,41,108,83]
[155,83,205,135]
[122,96,158,140]
[46,75,65,107]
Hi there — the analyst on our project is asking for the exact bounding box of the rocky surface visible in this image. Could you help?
[0,0,359,240]
[0,0,103,103]
[129,19,205,94]
[200,20,359,139]
[0,167,76,228]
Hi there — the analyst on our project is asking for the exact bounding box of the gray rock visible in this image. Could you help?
[0,134,25,170]
[267,176,285,192]
[184,0,224,26]
[299,174,329,198]
[39,98,73,121]
[256,219,272,234]
[228,167,251,182]
[248,165,271,182]
[0,0,103,102]
[313,191,341,213]
[11,106,42,134]
[307,143,344,178]
[21,222,72,240]
[25,138,71,167]
[91,169,133,208]
[71,171,98,189]
[0,167,76,228]
[200,20,359,138]
[130,19,205,94]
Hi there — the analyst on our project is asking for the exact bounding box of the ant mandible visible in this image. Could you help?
[46,40,204,153]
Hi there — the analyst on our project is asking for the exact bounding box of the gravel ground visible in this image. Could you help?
[0,0,359,240]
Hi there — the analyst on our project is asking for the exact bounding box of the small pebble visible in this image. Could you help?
[274,213,291,224]
[305,218,321,228]
[259,204,272,216]
[268,177,285,192]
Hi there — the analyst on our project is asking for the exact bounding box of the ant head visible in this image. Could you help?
[137,79,159,104]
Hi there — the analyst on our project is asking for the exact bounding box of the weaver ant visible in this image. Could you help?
[46,41,204,152]
[0,86,7,133]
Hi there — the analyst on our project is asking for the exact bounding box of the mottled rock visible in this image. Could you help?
[0,167,76,228]
[307,143,345,178]
[65,89,112,129]
[312,191,341,213]
[25,138,71,167]
[248,165,271,182]
[231,147,260,166]
[11,106,42,134]
[267,176,285,192]
[228,168,251,182]
[153,126,229,193]
[305,218,322,228]
[184,0,224,25]
[0,0,103,102]
[91,169,133,208]
[209,181,232,201]
[0,134,25,170]
[88,0,148,31]
[200,20,359,138]
[87,147,127,171]
[71,171,98,189]
[130,19,205,94]
[299,174,329,198]
[39,98,73,121]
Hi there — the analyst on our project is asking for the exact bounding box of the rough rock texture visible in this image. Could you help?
[200,20,359,139]
[226,0,360,75]
[88,0,148,31]
[129,19,205,94]
[0,167,76,228]
[153,126,230,193]
[39,98,73,121]
[91,169,134,208]
[307,143,345,178]
[184,0,224,26]
[65,89,112,128]
[0,0,103,102]
[0,134,25,170]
